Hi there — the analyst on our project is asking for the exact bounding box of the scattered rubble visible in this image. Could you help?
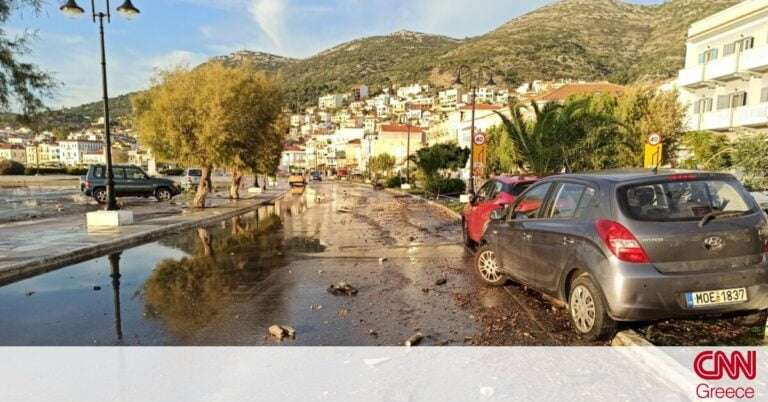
[435,278,447,286]
[310,304,323,311]
[378,257,388,264]
[405,332,423,347]
[268,325,296,340]
[328,282,358,296]
[93,286,101,291]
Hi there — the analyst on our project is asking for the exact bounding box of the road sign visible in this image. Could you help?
[647,133,662,146]
[472,142,487,177]
[473,133,486,146]
[644,133,663,169]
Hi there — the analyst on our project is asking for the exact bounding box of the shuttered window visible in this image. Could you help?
[717,95,731,110]
[724,43,736,56]
[761,87,768,103]
[703,98,713,112]
[694,101,701,114]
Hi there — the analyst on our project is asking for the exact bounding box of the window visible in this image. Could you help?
[112,167,126,180]
[761,87,768,103]
[694,98,713,114]
[731,91,747,108]
[619,179,753,222]
[548,184,597,219]
[125,167,146,180]
[698,48,719,64]
[507,181,534,196]
[512,183,552,219]
[717,94,731,110]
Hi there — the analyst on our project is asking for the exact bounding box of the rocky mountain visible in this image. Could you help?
[45,0,740,127]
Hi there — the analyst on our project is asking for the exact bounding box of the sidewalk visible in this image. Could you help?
[0,187,288,284]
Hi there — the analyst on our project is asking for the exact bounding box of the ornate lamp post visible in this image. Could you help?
[453,65,495,193]
[60,0,141,211]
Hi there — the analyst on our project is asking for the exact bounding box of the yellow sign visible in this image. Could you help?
[644,143,663,169]
[473,143,487,177]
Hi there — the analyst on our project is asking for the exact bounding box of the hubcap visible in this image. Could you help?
[158,190,171,200]
[570,285,596,333]
[95,191,107,203]
[477,250,501,282]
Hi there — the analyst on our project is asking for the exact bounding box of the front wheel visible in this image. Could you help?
[474,245,507,286]
[93,188,107,204]
[156,187,173,202]
[568,275,616,341]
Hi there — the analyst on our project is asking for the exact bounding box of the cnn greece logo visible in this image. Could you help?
[693,350,757,399]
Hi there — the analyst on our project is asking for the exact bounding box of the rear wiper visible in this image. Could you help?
[699,211,746,227]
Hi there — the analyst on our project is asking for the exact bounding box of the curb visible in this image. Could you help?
[0,190,288,285]
[383,188,462,221]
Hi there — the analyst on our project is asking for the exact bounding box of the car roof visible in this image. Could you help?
[542,169,735,184]
[493,175,540,185]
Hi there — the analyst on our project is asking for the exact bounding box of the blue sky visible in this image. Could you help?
[9,0,664,108]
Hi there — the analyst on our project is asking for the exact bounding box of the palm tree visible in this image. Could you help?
[494,99,625,175]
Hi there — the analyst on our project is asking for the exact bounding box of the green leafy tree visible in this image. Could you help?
[486,125,521,175]
[733,134,768,190]
[412,143,469,194]
[368,153,395,182]
[0,1,55,115]
[679,131,732,171]
[133,63,283,206]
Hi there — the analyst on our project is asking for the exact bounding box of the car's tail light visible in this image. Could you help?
[595,219,650,263]
[85,180,92,189]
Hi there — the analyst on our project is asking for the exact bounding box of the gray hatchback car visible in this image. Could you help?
[474,170,768,340]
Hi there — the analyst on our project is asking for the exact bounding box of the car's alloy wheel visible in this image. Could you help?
[93,188,107,204]
[570,285,596,333]
[156,188,172,201]
[474,245,506,286]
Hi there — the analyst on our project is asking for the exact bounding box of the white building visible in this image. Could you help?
[677,0,768,135]
[319,94,345,110]
[397,84,427,98]
[59,140,103,166]
[438,88,462,109]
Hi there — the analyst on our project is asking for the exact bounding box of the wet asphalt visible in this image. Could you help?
[0,182,761,346]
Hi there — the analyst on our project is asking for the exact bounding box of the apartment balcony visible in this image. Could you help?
[703,55,740,82]
[700,110,732,131]
[740,46,768,73]
[733,103,768,128]
[678,66,706,88]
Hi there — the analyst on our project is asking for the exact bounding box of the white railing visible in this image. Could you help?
[700,109,732,131]
[733,103,768,127]
[739,46,768,72]
[704,55,739,81]
[678,66,705,87]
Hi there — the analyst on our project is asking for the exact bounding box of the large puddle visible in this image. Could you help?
[0,192,315,345]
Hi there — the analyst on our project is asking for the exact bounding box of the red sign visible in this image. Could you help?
[694,350,757,380]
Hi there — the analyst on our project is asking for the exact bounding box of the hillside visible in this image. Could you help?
[43,0,740,127]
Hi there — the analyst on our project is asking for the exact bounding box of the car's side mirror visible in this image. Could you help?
[509,211,528,221]
[490,205,510,221]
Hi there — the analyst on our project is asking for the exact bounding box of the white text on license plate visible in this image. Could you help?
[686,288,748,308]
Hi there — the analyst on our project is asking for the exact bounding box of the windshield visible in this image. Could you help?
[619,179,754,222]
[187,169,202,177]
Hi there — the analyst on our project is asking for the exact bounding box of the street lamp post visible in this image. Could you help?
[454,65,495,194]
[60,0,141,211]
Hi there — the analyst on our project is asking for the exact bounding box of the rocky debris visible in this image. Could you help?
[405,332,423,347]
[268,325,296,340]
[435,278,447,286]
[337,207,352,214]
[368,329,378,337]
[310,304,323,311]
[337,308,350,317]
[93,286,101,291]
[25,291,35,297]
[328,282,358,296]
[378,257,388,264]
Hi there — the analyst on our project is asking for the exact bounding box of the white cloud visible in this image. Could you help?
[146,50,208,71]
[249,0,286,50]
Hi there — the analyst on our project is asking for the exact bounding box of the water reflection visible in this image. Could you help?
[143,212,286,339]
[109,253,123,343]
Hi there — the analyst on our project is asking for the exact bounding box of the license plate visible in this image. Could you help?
[686,288,748,308]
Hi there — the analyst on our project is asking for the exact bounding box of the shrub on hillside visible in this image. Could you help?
[0,159,25,175]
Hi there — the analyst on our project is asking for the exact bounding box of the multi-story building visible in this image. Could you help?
[280,145,306,172]
[319,94,345,110]
[59,140,103,166]
[677,0,768,134]
[350,85,369,101]
[0,143,26,164]
[438,88,462,110]
[372,124,425,167]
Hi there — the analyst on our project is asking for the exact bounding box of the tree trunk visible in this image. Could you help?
[197,227,213,257]
[254,175,260,189]
[229,170,243,200]
[192,166,212,208]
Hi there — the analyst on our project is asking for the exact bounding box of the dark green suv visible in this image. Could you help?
[82,164,181,203]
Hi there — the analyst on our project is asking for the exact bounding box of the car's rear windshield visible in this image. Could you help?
[618,178,754,222]
[187,169,202,176]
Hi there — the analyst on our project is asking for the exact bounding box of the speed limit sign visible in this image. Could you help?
[648,133,662,146]
[473,133,486,146]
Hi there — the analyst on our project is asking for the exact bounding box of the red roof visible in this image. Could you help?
[347,139,361,145]
[536,82,625,102]
[283,145,305,152]
[379,124,423,134]
[0,143,23,149]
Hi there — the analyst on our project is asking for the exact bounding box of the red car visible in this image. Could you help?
[462,176,540,248]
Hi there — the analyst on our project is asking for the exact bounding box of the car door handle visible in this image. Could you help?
[522,233,533,241]
[563,236,576,245]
